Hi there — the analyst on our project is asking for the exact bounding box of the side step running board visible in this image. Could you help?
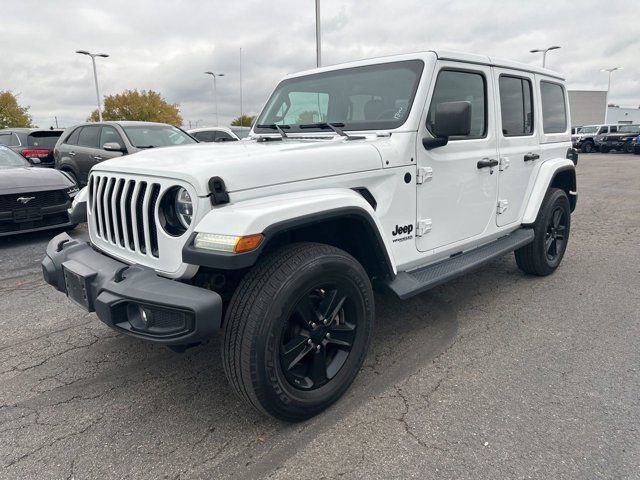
[385,228,534,299]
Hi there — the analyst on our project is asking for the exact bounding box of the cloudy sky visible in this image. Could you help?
[1,0,638,129]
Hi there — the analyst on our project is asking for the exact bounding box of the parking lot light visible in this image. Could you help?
[601,67,623,123]
[76,50,109,122]
[205,72,225,127]
[529,46,560,68]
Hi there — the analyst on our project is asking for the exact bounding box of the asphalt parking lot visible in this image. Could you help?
[1,153,639,480]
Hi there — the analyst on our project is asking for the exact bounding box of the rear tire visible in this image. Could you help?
[600,146,610,153]
[515,188,570,276]
[624,141,633,154]
[222,243,374,421]
[581,141,594,153]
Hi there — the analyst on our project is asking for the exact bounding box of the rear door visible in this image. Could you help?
[75,125,102,183]
[494,70,540,226]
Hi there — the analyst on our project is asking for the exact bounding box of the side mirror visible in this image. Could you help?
[103,142,126,152]
[423,101,472,150]
[29,157,41,165]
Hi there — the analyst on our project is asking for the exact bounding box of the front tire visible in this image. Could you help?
[581,140,594,153]
[515,188,571,276]
[222,243,374,421]
[624,141,634,154]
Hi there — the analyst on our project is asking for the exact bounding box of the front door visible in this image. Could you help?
[494,69,540,226]
[416,62,499,252]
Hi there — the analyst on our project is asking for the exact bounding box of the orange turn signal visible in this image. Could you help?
[234,234,264,253]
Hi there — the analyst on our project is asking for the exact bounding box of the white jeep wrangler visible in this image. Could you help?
[43,51,578,421]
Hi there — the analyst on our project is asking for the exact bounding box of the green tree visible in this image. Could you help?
[0,91,32,129]
[88,89,182,125]
[231,114,256,127]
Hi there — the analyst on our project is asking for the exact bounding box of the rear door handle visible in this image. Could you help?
[93,156,103,161]
[69,151,76,156]
[477,158,499,169]
[524,153,540,162]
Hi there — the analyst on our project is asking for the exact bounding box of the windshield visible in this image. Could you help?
[578,126,598,134]
[254,60,424,133]
[0,146,29,168]
[121,125,196,148]
[618,125,640,134]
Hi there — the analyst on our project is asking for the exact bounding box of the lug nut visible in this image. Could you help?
[325,333,330,339]
[316,345,321,352]
[311,322,316,328]
[307,339,313,345]
[323,319,328,325]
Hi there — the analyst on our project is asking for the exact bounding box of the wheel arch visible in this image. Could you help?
[183,189,397,281]
[522,160,577,225]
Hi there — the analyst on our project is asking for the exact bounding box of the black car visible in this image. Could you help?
[0,145,78,236]
[596,124,640,153]
[0,128,64,167]
[53,121,198,186]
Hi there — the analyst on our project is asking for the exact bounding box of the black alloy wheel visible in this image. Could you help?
[280,285,357,390]
[544,206,567,262]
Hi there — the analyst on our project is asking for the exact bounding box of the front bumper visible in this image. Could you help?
[42,232,223,345]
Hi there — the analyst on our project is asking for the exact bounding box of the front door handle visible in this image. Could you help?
[524,153,540,162]
[477,158,499,169]
[93,156,103,161]
[69,151,76,156]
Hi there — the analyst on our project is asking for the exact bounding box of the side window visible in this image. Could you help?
[193,131,215,142]
[427,70,487,139]
[64,127,81,145]
[77,126,101,148]
[99,126,124,149]
[8,133,21,146]
[540,81,567,134]
[214,131,236,142]
[610,126,617,133]
[598,126,608,135]
[499,75,534,136]
[0,133,10,145]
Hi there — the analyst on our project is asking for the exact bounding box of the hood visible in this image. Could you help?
[94,137,384,195]
[0,167,74,195]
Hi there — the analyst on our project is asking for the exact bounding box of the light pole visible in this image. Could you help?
[315,0,322,67]
[601,67,622,124]
[529,46,560,68]
[76,50,109,122]
[205,71,225,126]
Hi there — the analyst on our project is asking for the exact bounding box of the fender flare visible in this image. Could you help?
[182,188,396,275]
[521,159,576,225]
[58,160,80,182]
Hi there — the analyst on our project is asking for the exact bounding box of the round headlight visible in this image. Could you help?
[159,186,194,236]
[175,188,193,228]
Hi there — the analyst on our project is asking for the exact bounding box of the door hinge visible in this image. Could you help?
[416,167,433,184]
[499,157,510,171]
[497,199,509,214]
[416,218,432,236]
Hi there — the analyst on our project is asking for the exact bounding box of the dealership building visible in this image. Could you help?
[568,90,640,127]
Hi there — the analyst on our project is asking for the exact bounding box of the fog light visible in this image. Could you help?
[127,304,154,330]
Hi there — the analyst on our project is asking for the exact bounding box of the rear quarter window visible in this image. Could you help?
[540,81,567,134]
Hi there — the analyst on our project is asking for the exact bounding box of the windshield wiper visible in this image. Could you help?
[299,122,364,140]
[256,124,290,139]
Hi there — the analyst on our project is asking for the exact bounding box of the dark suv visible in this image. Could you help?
[53,121,197,185]
[0,128,64,167]
[596,124,640,153]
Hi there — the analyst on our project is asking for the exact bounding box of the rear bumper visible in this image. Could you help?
[42,232,223,345]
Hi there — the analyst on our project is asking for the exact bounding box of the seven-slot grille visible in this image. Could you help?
[88,174,162,257]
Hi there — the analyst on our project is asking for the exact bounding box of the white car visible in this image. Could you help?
[188,126,240,143]
[43,50,577,421]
